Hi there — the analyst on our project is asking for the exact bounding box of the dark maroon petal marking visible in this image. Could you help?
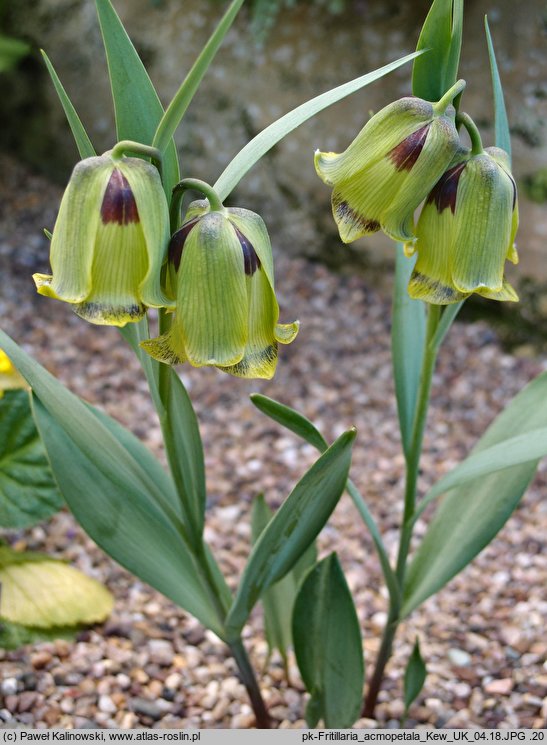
[426,161,467,214]
[234,226,261,276]
[388,124,430,171]
[335,200,380,233]
[168,217,200,271]
[100,169,139,225]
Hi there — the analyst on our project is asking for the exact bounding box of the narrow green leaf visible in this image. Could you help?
[485,17,511,160]
[0,331,223,637]
[430,300,464,351]
[402,371,547,617]
[225,429,356,639]
[41,50,96,159]
[0,390,63,529]
[250,394,328,453]
[391,245,426,458]
[293,554,364,728]
[214,51,422,201]
[404,639,427,714]
[95,0,179,194]
[251,494,295,665]
[153,0,244,153]
[412,0,463,101]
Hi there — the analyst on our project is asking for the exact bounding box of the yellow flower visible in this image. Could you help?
[0,350,26,397]
[33,152,172,326]
[407,146,519,304]
[142,201,299,379]
[315,81,465,244]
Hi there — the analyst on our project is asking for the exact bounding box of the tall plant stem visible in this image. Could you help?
[229,640,271,728]
[363,304,441,718]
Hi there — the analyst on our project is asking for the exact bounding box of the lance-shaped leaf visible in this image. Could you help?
[404,639,427,717]
[292,554,364,728]
[0,390,63,529]
[224,429,356,640]
[250,394,328,453]
[485,17,511,161]
[412,0,463,102]
[391,245,426,458]
[0,330,225,637]
[214,51,422,201]
[402,371,547,617]
[95,0,179,195]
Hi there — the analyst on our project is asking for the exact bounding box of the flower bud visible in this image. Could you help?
[315,83,465,244]
[141,201,299,379]
[407,146,519,304]
[33,152,172,326]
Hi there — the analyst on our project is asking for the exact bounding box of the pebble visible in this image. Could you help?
[130,698,164,720]
[1,679,18,696]
[98,695,117,714]
[448,648,472,667]
[484,678,514,695]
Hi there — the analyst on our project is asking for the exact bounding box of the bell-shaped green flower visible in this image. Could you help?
[315,81,466,244]
[141,200,299,379]
[33,150,172,326]
[407,142,519,305]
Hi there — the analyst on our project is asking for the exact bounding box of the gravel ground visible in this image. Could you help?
[0,155,546,729]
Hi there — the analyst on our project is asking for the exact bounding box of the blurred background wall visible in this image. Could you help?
[1,0,546,276]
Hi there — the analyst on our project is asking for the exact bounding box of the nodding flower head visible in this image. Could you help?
[407,146,519,304]
[33,152,172,326]
[314,81,466,245]
[141,200,299,380]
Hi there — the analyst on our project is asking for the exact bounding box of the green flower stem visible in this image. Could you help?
[363,303,441,719]
[433,79,466,115]
[457,112,484,155]
[110,140,164,177]
[229,640,271,728]
[170,178,225,232]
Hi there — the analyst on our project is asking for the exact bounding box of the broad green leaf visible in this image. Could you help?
[153,0,244,154]
[120,321,207,542]
[412,0,463,101]
[0,545,113,628]
[214,51,422,201]
[41,50,96,159]
[0,620,78,650]
[404,639,427,715]
[250,394,328,453]
[402,371,547,617]
[485,17,511,160]
[0,390,63,529]
[292,554,364,728]
[225,429,356,640]
[95,0,179,194]
[391,245,426,458]
[0,330,224,637]
[251,393,398,607]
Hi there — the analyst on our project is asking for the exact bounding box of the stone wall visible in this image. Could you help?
[2,0,546,277]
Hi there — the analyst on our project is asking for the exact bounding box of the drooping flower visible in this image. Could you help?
[314,81,466,244]
[0,350,26,397]
[33,152,172,326]
[407,145,519,304]
[141,200,299,379]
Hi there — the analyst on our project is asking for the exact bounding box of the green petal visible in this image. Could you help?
[118,158,173,311]
[40,157,112,303]
[178,213,247,367]
[275,322,299,344]
[140,330,188,365]
[476,278,518,302]
[451,155,514,294]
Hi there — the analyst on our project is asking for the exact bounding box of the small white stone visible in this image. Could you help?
[448,648,472,667]
[1,678,18,696]
[98,695,117,714]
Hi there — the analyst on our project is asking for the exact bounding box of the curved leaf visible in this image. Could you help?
[485,17,511,160]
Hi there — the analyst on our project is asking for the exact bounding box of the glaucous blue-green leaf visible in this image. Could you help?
[153,0,244,155]
[214,51,422,201]
[402,371,547,617]
[0,330,224,637]
[404,639,427,716]
[391,245,426,459]
[292,554,364,728]
[0,390,62,529]
[430,301,464,351]
[485,17,511,161]
[95,0,179,195]
[250,394,328,453]
[41,50,96,159]
[412,0,463,102]
[225,429,356,640]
